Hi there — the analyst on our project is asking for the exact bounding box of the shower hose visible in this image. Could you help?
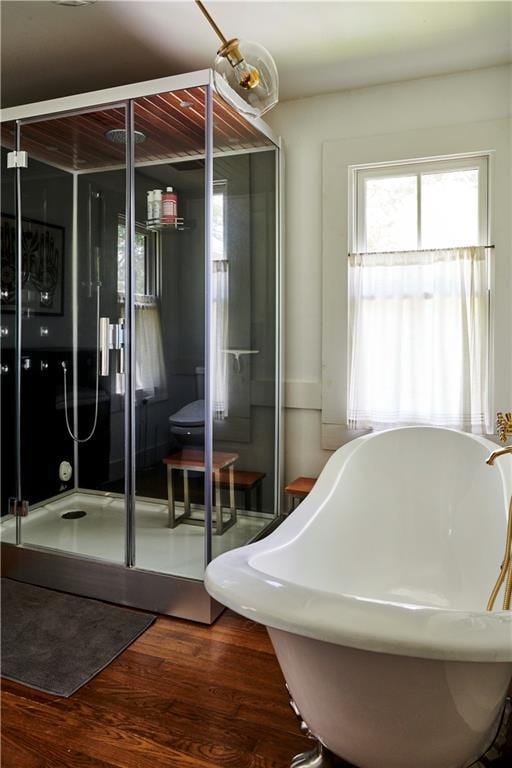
[61,283,101,443]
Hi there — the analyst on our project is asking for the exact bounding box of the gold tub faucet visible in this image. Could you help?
[486,445,512,466]
[485,411,512,611]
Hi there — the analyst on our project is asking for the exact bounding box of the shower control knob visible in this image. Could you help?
[59,461,73,482]
[0,364,9,374]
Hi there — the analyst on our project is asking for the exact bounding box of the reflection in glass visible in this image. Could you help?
[211,144,277,560]
[212,182,229,420]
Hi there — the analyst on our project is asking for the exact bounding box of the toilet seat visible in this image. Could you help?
[169,399,205,436]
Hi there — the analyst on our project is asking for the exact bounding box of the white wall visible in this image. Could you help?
[266,65,512,482]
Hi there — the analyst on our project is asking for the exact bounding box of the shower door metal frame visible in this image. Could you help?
[13,121,23,546]
[124,98,136,568]
[0,70,283,622]
[204,84,214,566]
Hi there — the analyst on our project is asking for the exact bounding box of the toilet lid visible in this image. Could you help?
[169,399,205,427]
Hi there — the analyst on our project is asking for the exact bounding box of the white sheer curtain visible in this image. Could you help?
[212,259,229,419]
[347,246,489,431]
[116,294,167,399]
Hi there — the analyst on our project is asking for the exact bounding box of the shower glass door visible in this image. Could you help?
[211,95,280,559]
[131,87,208,578]
[10,105,128,564]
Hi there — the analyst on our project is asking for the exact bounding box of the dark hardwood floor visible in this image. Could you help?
[0,610,310,768]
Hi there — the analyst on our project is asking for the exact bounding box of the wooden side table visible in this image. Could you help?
[162,449,239,535]
[284,476,316,514]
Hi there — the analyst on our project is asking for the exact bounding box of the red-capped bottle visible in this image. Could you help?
[162,186,178,224]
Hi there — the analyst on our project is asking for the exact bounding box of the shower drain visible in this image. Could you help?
[61,510,87,520]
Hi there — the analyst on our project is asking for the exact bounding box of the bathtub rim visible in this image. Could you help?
[205,545,512,662]
[205,427,512,663]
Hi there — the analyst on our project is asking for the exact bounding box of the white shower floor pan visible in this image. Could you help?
[0,491,269,581]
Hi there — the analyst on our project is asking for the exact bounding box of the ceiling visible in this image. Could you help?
[1,1,511,110]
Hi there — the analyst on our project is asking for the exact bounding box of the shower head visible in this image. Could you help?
[105,128,146,144]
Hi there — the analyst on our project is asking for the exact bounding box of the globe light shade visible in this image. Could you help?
[213,38,279,118]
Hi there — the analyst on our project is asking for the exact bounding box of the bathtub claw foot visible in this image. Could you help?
[287,685,350,767]
[291,742,347,768]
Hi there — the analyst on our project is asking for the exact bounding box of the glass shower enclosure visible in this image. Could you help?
[0,70,282,622]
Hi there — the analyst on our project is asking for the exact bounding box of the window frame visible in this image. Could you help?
[352,154,489,255]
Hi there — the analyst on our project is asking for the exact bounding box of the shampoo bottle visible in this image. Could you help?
[162,187,178,224]
[153,190,162,225]
[146,190,154,223]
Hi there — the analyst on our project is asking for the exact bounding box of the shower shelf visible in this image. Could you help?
[146,218,191,232]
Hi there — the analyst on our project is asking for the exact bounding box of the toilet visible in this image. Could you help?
[168,366,205,446]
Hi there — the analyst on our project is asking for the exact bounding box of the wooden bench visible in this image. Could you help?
[218,469,266,512]
[284,476,316,513]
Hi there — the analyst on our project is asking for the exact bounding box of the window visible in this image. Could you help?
[116,218,166,399]
[356,156,487,253]
[348,155,490,431]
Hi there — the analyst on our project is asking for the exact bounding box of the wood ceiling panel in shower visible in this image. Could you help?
[212,91,273,152]
[11,107,127,172]
[133,88,273,160]
[1,87,274,173]
[133,89,206,164]
[0,121,16,152]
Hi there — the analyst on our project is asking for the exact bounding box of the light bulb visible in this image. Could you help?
[220,42,261,90]
[233,59,260,90]
[213,38,278,118]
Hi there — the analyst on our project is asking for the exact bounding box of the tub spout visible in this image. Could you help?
[485,445,512,466]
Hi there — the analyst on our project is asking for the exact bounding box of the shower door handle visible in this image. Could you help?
[116,318,125,375]
[99,317,111,376]
[99,317,125,377]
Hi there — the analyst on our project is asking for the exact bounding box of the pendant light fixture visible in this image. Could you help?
[195,0,279,118]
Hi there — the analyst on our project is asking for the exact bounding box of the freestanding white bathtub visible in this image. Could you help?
[205,427,512,768]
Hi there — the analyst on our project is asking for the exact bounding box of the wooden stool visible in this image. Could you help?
[163,449,239,534]
[218,470,266,512]
[284,476,316,514]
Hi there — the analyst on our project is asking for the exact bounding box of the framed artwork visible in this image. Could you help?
[1,213,65,316]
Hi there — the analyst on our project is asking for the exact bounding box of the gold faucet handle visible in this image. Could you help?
[496,412,512,443]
